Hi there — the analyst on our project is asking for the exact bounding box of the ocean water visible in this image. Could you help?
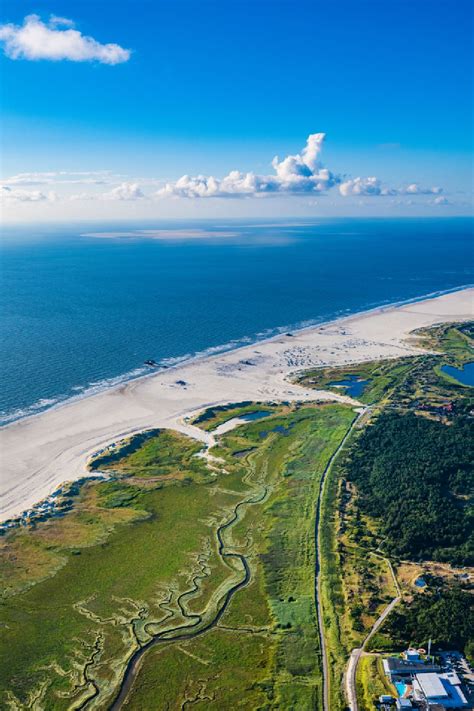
[1,218,472,425]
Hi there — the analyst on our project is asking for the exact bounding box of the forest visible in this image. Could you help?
[345,412,474,565]
[384,584,473,655]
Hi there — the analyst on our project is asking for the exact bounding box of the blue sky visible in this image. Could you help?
[1,0,472,220]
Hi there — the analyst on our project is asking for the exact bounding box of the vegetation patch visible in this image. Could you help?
[191,401,278,431]
[1,403,354,710]
[345,412,473,564]
[356,655,396,711]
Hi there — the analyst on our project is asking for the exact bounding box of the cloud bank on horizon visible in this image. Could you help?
[0,133,445,206]
[156,133,441,201]
[0,14,130,64]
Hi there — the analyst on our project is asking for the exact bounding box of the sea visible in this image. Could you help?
[1,217,472,426]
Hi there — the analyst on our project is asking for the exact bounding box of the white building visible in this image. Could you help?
[413,672,469,708]
[396,699,413,709]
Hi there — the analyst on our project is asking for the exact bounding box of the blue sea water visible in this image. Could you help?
[0,218,472,425]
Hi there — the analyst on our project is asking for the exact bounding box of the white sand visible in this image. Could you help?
[1,288,472,522]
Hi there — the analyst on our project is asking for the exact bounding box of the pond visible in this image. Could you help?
[233,447,256,458]
[414,576,426,588]
[327,374,370,398]
[259,422,294,439]
[441,362,474,387]
[239,410,272,422]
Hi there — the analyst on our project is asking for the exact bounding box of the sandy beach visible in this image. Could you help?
[1,287,472,523]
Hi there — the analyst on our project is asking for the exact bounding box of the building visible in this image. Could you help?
[383,657,440,681]
[404,649,421,662]
[396,699,413,709]
[413,672,469,708]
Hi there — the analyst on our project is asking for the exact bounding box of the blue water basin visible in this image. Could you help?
[240,410,272,422]
[395,681,407,697]
[327,374,370,397]
[441,362,474,386]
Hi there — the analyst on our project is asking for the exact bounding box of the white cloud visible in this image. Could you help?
[339,176,384,197]
[102,182,145,200]
[0,186,57,202]
[157,133,339,199]
[339,177,443,197]
[0,14,130,64]
[432,196,450,205]
[1,134,447,210]
[402,183,442,195]
[49,16,75,28]
[68,192,96,202]
[1,170,114,186]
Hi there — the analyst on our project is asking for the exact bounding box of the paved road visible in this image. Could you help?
[315,409,367,711]
[345,574,401,711]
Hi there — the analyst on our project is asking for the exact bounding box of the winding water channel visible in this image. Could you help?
[105,485,268,710]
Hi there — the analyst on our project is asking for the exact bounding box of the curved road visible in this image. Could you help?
[345,557,401,711]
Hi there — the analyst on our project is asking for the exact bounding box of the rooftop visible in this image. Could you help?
[415,673,448,699]
[413,672,469,708]
[383,657,440,675]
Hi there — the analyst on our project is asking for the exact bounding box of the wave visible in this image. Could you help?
[1,283,471,428]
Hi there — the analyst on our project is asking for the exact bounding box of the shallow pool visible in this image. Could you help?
[395,681,407,697]
[239,410,272,422]
[327,374,370,397]
[441,362,474,387]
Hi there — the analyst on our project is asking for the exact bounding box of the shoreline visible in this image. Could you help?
[1,286,472,523]
[1,283,471,430]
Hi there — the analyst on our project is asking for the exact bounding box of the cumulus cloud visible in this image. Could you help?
[339,176,384,197]
[402,183,442,195]
[157,133,339,199]
[432,196,450,205]
[339,177,442,197]
[102,182,145,200]
[0,14,130,64]
[0,186,57,202]
[2,133,447,208]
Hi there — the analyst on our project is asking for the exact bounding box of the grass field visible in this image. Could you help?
[356,655,396,710]
[120,404,355,710]
[1,402,355,710]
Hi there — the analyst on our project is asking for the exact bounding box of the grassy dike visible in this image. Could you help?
[318,414,362,711]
